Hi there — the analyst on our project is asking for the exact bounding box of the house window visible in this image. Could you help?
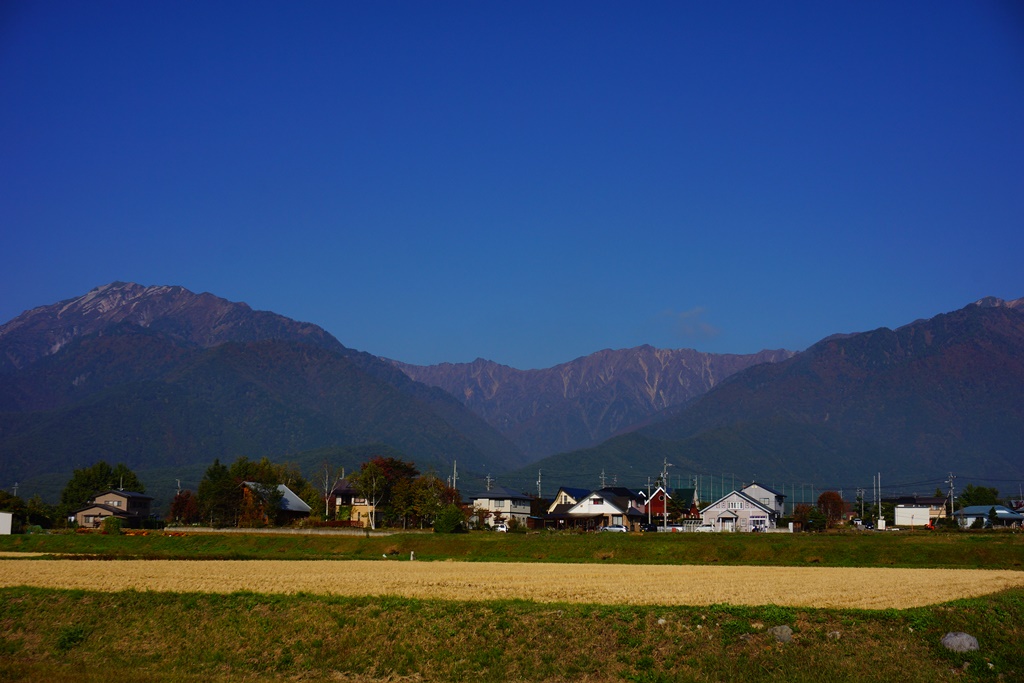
[495,500,506,509]
[592,498,604,505]
[729,501,742,509]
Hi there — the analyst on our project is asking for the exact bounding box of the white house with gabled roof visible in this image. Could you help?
[740,482,786,516]
[567,488,645,529]
[700,489,778,532]
[470,486,532,528]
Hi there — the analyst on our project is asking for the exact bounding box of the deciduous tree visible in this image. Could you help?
[816,490,845,528]
[351,460,387,530]
[167,490,201,525]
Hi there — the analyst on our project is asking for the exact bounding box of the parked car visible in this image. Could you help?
[601,524,628,533]
[695,524,716,533]
[494,523,509,533]
[641,523,659,532]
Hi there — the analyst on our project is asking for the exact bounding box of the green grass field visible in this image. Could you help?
[1,529,1022,682]
[3,527,1024,568]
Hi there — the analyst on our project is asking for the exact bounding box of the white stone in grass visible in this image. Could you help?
[940,632,979,653]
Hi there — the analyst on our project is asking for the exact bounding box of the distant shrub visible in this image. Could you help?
[433,504,466,534]
[101,517,123,535]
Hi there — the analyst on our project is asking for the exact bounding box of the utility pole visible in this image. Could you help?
[872,475,880,524]
[485,474,493,492]
[947,472,956,520]
[11,482,17,497]
[451,461,458,492]
[600,469,606,489]
[643,479,651,528]
[661,459,673,530]
[536,470,542,499]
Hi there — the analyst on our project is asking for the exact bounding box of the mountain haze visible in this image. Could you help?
[393,346,794,460]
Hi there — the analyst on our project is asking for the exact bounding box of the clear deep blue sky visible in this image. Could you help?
[2,1,1022,369]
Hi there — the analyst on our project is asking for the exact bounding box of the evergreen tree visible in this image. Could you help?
[197,459,240,527]
[59,461,144,521]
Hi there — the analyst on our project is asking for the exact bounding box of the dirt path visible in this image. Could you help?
[3,559,1023,608]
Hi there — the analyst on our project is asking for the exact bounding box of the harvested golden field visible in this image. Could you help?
[3,559,1022,608]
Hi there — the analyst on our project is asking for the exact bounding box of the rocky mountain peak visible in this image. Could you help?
[0,281,342,372]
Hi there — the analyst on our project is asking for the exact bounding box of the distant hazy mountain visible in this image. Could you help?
[517,298,1024,489]
[0,282,345,373]
[392,346,794,460]
[0,283,525,490]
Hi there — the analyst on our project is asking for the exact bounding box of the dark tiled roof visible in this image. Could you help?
[556,487,591,501]
[468,486,532,501]
[94,489,153,500]
[73,503,136,517]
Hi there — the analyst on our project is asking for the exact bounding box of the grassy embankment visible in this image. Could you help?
[1,530,1022,682]
[2,527,1023,567]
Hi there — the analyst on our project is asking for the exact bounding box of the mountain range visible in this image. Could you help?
[0,283,524,496]
[510,296,1024,492]
[1,282,1021,508]
[392,346,794,460]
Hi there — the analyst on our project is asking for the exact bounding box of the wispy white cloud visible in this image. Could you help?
[661,307,721,341]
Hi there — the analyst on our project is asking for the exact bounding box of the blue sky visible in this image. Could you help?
[2,1,1022,369]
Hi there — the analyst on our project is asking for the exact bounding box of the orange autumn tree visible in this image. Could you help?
[817,490,846,529]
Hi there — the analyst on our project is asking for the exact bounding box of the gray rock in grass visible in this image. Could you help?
[940,632,979,653]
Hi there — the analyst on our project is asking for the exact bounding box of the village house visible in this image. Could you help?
[73,489,153,529]
[469,485,532,528]
[642,485,672,524]
[739,482,786,517]
[890,495,948,526]
[565,487,645,530]
[327,478,376,527]
[953,505,1024,528]
[240,482,311,525]
[699,483,782,532]
[544,487,590,529]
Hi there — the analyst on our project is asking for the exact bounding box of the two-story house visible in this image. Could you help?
[73,489,153,529]
[566,487,645,530]
[699,483,781,532]
[470,486,533,528]
[327,478,377,527]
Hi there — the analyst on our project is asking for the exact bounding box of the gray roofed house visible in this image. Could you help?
[953,505,1024,528]
[242,482,311,524]
[73,489,154,529]
[700,489,778,532]
[469,485,532,528]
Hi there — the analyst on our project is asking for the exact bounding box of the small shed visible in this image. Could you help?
[0,511,12,535]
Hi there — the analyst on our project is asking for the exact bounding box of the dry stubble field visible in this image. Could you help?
[3,558,1023,608]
